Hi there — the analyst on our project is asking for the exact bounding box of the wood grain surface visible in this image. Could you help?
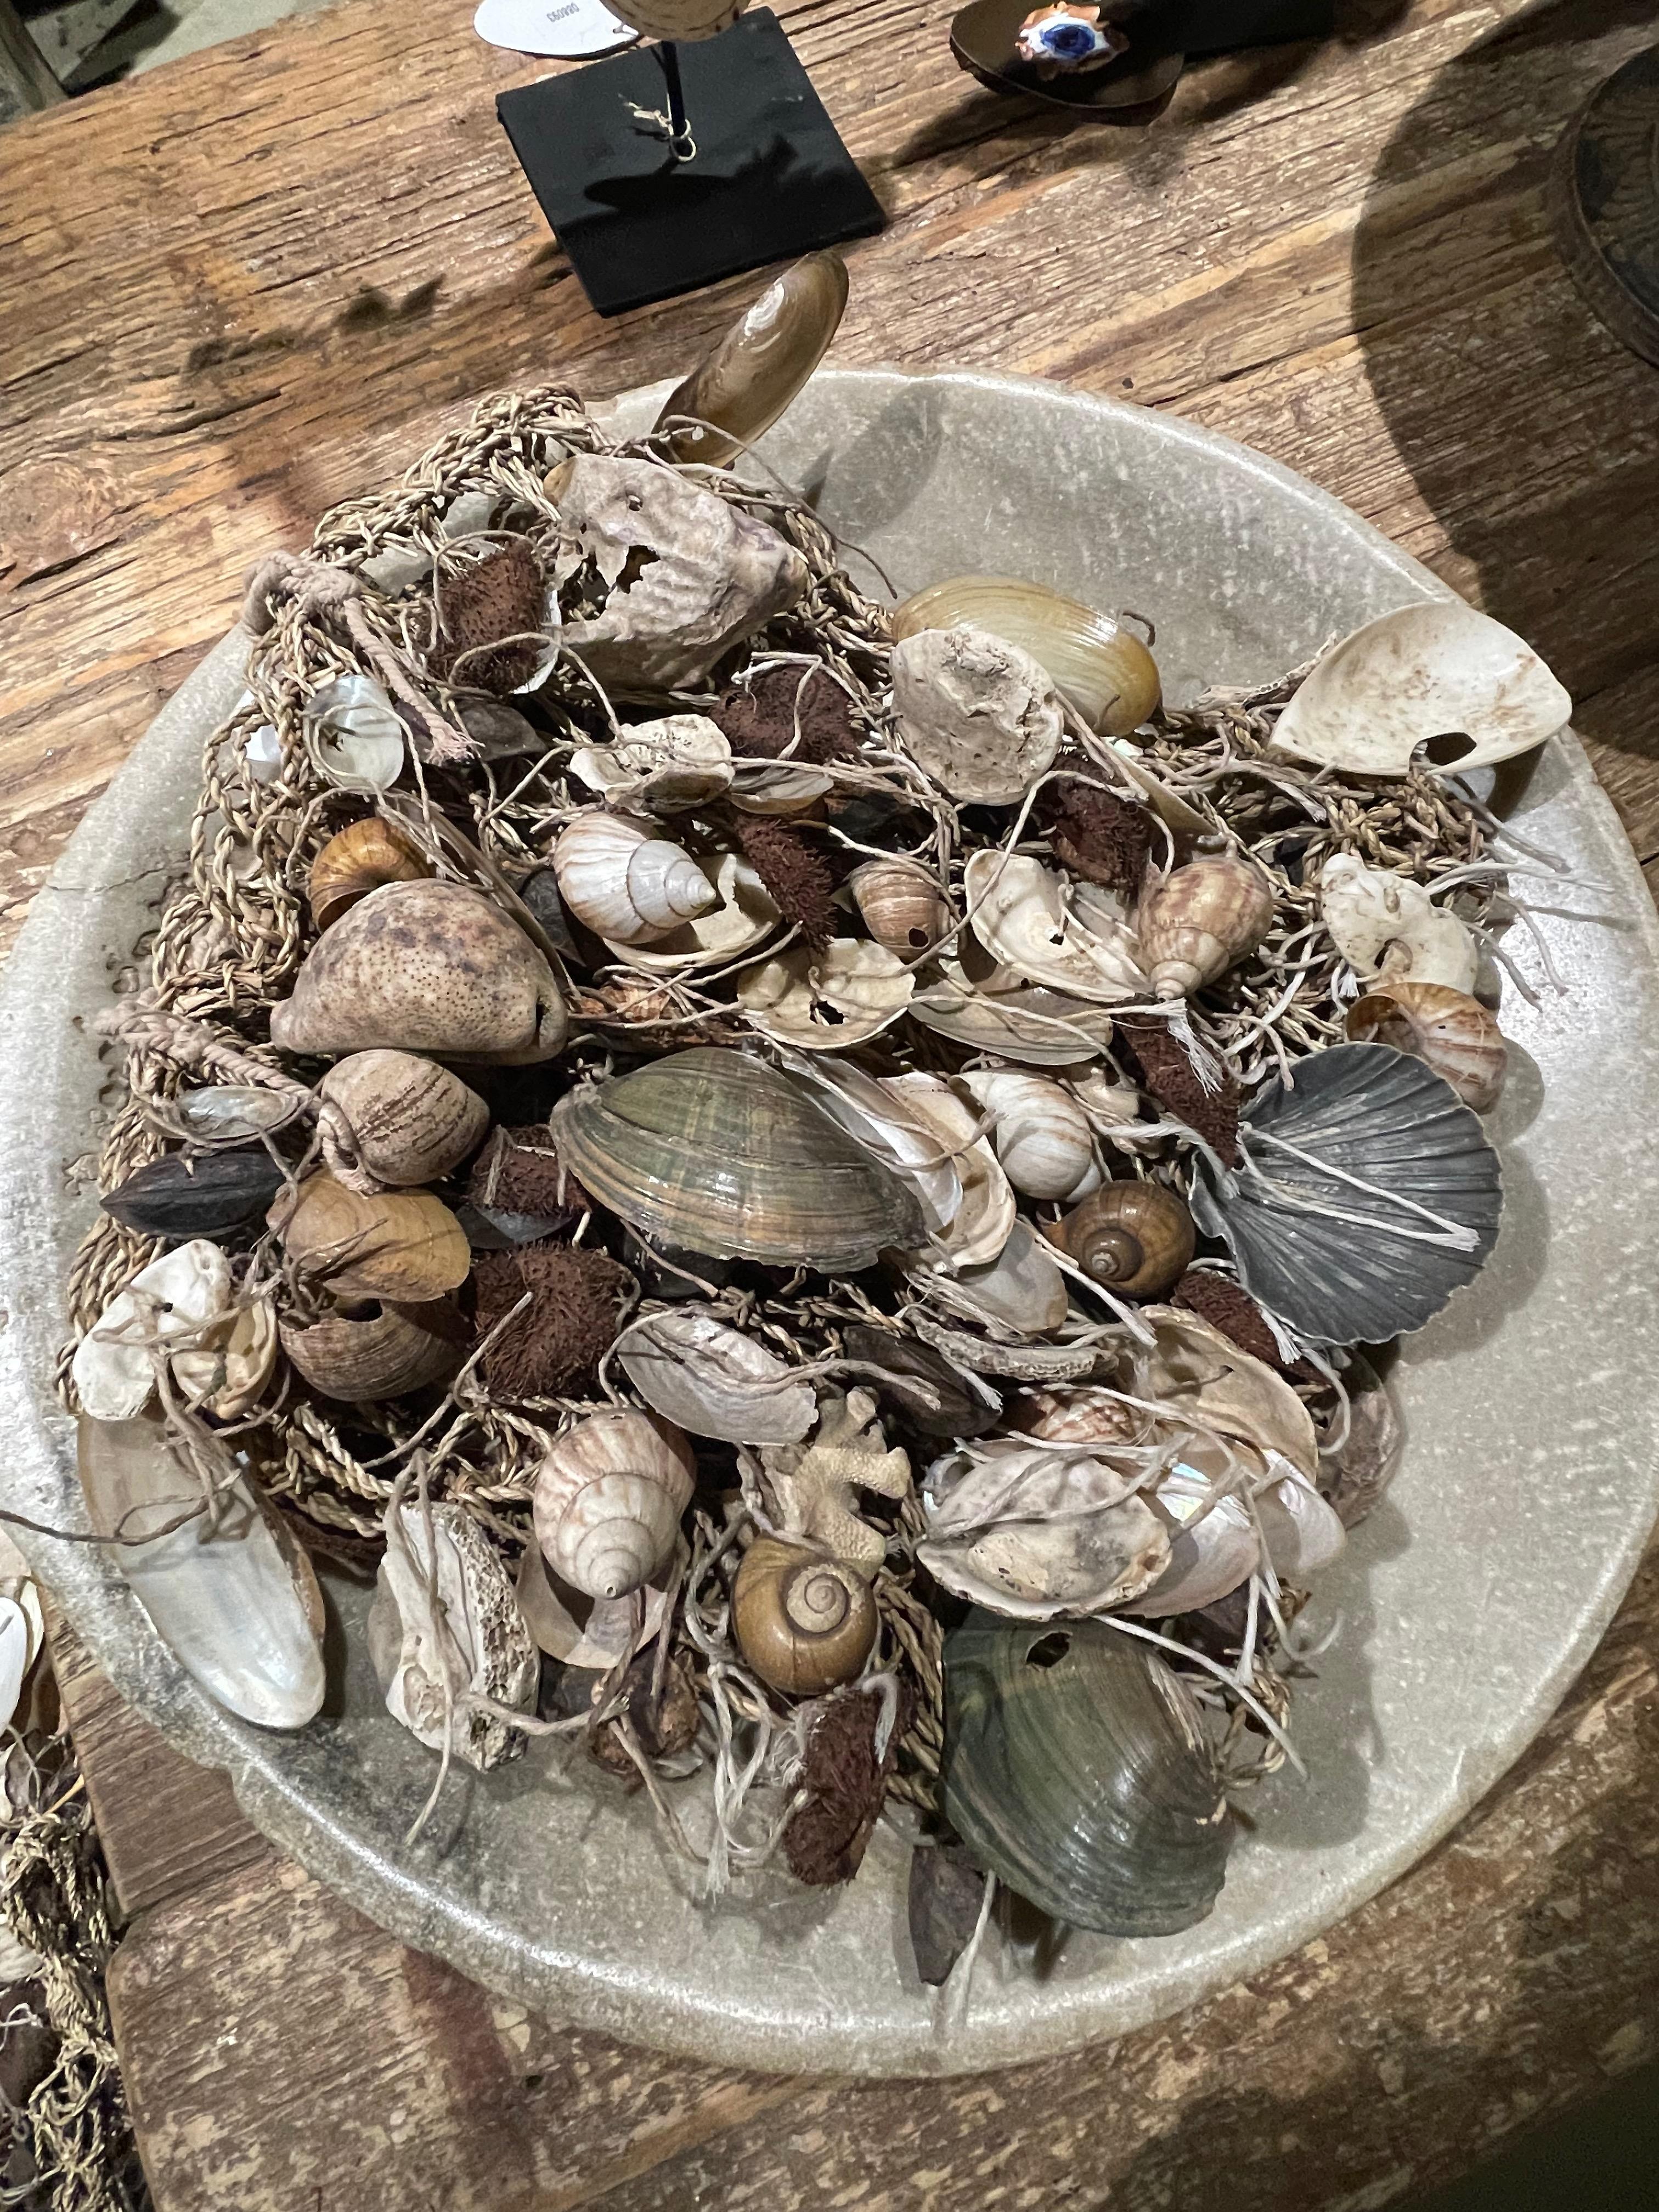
[9,0,1659,2203]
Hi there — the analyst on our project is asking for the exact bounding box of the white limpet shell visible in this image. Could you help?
[615,1307,817,1446]
[77,1413,326,1729]
[600,850,780,973]
[1255,1465,1348,1580]
[956,1069,1102,1204]
[962,850,1147,1005]
[72,1240,234,1423]
[370,1498,537,1770]
[912,1218,1069,1341]
[1124,1440,1261,1617]
[736,938,913,1051]
[571,714,734,815]
[882,1072,1016,1272]
[1319,854,1480,994]
[890,624,1063,805]
[1271,602,1571,777]
[302,673,407,793]
[778,1052,963,1232]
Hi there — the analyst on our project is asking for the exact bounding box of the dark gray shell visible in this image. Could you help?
[100,1147,285,1239]
[1190,1042,1502,1347]
[549,1049,925,1272]
[942,1610,1231,1938]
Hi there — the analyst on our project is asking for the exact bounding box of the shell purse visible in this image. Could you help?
[65,257,1575,2002]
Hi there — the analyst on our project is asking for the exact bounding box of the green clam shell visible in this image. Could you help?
[550,1049,926,1271]
[943,1609,1232,1937]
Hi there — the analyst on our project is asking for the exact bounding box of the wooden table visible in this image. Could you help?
[6,1,1659,2203]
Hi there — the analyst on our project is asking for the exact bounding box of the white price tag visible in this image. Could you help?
[473,0,641,58]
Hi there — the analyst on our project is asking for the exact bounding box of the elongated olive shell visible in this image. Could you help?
[890,575,1161,736]
[654,252,849,467]
[549,1049,924,1271]
[943,1609,1231,1937]
[1052,1181,1194,1299]
[101,1147,285,1240]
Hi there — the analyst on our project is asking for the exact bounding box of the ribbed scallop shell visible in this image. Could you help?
[549,1049,925,1270]
[1190,1042,1503,1346]
[943,1610,1231,1936]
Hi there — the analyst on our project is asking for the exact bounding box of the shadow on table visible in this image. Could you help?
[1348,0,1659,785]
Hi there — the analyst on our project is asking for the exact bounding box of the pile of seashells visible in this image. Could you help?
[65,256,1571,1970]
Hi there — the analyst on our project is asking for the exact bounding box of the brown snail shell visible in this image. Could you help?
[317,1051,490,1188]
[267,1173,472,1302]
[1050,1181,1195,1299]
[279,1299,470,1402]
[1136,855,1274,1000]
[847,858,952,955]
[308,817,432,933]
[732,1535,878,1696]
[1344,980,1508,1113]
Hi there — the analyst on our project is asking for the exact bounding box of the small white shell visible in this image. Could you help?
[72,1240,234,1423]
[882,1073,1017,1272]
[571,714,734,814]
[891,625,1063,803]
[962,850,1147,1004]
[957,1070,1101,1202]
[736,938,913,1051]
[727,758,835,815]
[1272,602,1571,778]
[617,1308,817,1444]
[371,1498,537,1769]
[600,850,779,973]
[553,811,719,945]
[912,1219,1070,1340]
[1319,854,1479,993]
[533,1409,695,1599]
[1254,1467,1347,1580]
[303,674,407,793]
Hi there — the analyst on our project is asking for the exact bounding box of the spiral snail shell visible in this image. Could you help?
[1344,980,1507,1113]
[732,1534,878,1696]
[1049,1181,1195,1300]
[307,817,432,933]
[317,1051,489,1189]
[1136,855,1274,1000]
[957,1070,1101,1203]
[848,859,952,956]
[533,1409,696,1601]
[552,812,719,947]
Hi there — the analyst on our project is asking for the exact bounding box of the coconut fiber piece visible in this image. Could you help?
[783,1679,913,1887]
[471,1242,633,1398]
[430,541,546,696]
[1117,1013,1241,1166]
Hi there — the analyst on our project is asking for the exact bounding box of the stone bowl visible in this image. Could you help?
[3,369,1657,2079]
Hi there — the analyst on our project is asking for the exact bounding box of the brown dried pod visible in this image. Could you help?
[428,539,546,695]
[465,1125,592,1239]
[471,1241,635,1399]
[267,1173,471,1302]
[1116,1013,1241,1166]
[588,1649,700,1778]
[1049,1181,1194,1299]
[782,1678,911,1887]
[709,661,861,767]
[729,812,837,949]
[732,1535,878,1696]
[1040,784,1154,901]
[100,1147,285,1241]
[279,1298,470,1402]
[307,817,432,934]
[1136,855,1274,1000]
[318,1051,489,1188]
[1344,980,1508,1113]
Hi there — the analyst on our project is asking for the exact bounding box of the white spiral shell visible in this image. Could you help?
[532,1409,696,1600]
[552,812,719,946]
[957,1071,1102,1202]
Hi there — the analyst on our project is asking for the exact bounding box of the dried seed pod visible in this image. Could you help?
[267,1174,471,1302]
[471,1242,635,1398]
[732,1534,878,1696]
[269,879,567,1065]
[890,624,1063,803]
[1344,979,1508,1112]
[957,1070,1101,1202]
[891,575,1161,736]
[654,251,849,468]
[533,1409,695,1600]
[100,1148,285,1241]
[552,811,719,946]
[1040,784,1154,900]
[710,661,861,768]
[317,1051,489,1188]
[307,817,432,933]
[588,1650,701,1776]
[781,1677,910,1886]
[848,858,952,955]
[1049,1181,1195,1299]
[428,539,546,695]
[1116,1013,1241,1165]
[279,1299,469,1402]
[728,813,837,950]
[1136,854,1274,1000]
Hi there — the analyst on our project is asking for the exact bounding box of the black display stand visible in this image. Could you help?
[497,12,885,319]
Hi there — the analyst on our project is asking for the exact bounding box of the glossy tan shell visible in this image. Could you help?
[308,817,432,932]
[550,1049,924,1270]
[279,1300,469,1402]
[654,252,849,467]
[317,1051,489,1187]
[891,575,1161,736]
[533,1410,695,1601]
[269,879,567,1064]
[1051,1181,1195,1299]
[731,1534,877,1696]
[848,858,952,956]
[267,1174,471,1302]
[552,812,719,946]
[1136,855,1274,1000]
[1344,980,1508,1112]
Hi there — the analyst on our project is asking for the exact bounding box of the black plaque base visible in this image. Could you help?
[496,13,885,319]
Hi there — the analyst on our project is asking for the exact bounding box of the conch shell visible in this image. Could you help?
[1345,979,1507,1112]
[552,811,719,946]
[269,879,567,1063]
[533,1410,695,1600]
[1136,854,1273,1000]
[890,624,1063,804]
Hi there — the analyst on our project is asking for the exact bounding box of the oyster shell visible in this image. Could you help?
[882,1072,1015,1272]
[890,625,1063,804]
[615,1307,817,1444]
[910,959,1118,1065]
[549,1049,925,1270]
[736,938,913,1051]
[962,851,1146,1004]
[921,1437,1167,1619]
[569,714,733,814]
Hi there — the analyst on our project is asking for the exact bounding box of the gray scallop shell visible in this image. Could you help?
[1190,1042,1503,1347]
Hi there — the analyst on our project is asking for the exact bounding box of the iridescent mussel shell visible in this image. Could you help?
[549,1048,925,1271]
[1190,1042,1503,1346]
[943,1609,1232,1937]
